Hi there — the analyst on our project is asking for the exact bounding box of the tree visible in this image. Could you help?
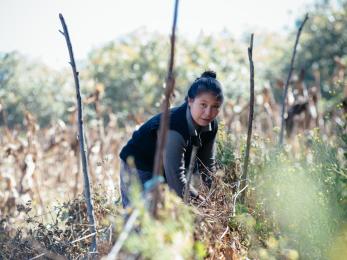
[0,52,74,127]
[273,0,347,99]
[86,29,250,125]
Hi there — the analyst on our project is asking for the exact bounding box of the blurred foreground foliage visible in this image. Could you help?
[219,126,347,259]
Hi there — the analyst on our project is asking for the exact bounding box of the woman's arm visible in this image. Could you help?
[163,130,199,198]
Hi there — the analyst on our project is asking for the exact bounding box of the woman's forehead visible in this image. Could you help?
[195,92,221,103]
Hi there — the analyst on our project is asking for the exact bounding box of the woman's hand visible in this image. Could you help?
[196,194,206,203]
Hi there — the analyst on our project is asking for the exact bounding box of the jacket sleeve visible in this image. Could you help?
[163,130,198,198]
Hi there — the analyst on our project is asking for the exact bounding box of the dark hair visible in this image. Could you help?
[186,70,224,102]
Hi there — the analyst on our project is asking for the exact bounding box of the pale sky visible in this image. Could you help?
[0,0,314,69]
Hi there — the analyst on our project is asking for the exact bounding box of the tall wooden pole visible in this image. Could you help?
[279,14,309,145]
[59,13,97,254]
[240,34,255,203]
[150,0,179,216]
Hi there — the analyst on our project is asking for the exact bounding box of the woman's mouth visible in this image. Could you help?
[201,118,211,123]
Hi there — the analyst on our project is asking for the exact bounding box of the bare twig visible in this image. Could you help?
[197,186,216,208]
[220,226,229,240]
[240,34,255,204]
[184,145,199,203]
[105,209,140,259]
[150,0,180,216]
[231,184,248,217]
[279,13,309,145]
[29,253,46,260]
[59,13,97,253]
[108,224,113,245]
[70,232,97,244]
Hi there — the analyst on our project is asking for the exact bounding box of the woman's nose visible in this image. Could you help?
[204,107,212,117]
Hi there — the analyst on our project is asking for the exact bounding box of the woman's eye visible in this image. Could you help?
[200,103,207,108]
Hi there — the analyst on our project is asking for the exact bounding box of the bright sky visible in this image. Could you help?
[0,0,314,69]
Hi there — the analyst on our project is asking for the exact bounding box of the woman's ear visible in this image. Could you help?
[188,98,194,107]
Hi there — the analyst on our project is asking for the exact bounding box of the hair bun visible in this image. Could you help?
[201,70,217,79]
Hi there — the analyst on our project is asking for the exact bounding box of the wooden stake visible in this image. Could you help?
[183,145,198,204]
[150,0,180,216]
[279,13,309,145]
[240,34,255,204]
[59,13,97,254]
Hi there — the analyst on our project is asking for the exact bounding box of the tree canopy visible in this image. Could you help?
[1,0,346,127]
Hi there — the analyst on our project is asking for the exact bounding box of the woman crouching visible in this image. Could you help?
[119,70,224,207]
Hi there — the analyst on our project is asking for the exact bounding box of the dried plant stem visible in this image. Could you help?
[59,13,97,253]
[220,226,229,240]
[70,232,97,244]
[232,184,248,217]
[150,0,179,216]
[184,145,199,203]
[105,209,140,259]
[279,13,309,145]
[239,34,255,204]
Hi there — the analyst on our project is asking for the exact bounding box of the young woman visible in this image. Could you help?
[119,71,224,207]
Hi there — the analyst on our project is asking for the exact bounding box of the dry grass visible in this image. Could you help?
[0,115,248,259]
[191,167,248,259]
[1,103,343,259]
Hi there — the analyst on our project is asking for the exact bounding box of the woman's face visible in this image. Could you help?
[188,92,222,127]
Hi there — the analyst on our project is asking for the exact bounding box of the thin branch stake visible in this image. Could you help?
[105,209,139,259]
[279,13,309,145]
[150,0,180,216]
[70,232,97,245]
[183,145,198,203]
[59,13,97,254]
[232,184,248,217]
[239,34,255,204]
